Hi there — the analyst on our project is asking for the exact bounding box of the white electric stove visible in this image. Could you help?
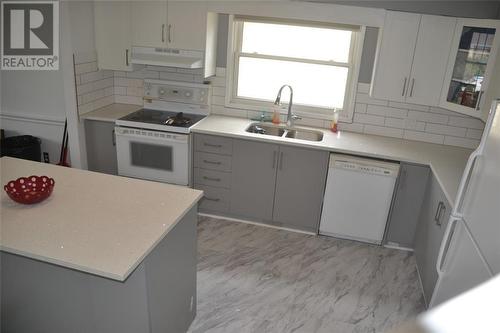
[115,79,210,185]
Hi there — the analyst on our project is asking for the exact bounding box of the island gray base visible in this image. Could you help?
[1,206,198,333]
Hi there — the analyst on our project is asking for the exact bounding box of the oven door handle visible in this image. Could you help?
[114,127,188,144]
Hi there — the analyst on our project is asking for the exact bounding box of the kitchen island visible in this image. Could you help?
[0,156,203,333]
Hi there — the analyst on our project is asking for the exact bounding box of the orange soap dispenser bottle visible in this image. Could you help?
[272,105,281,124]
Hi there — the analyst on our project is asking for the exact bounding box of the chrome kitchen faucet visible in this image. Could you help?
[274,85,301,127]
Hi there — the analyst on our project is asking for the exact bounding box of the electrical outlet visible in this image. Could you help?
[43,152,50,163]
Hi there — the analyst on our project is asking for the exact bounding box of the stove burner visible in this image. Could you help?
[118,109,206,132]
[165,112,191,126]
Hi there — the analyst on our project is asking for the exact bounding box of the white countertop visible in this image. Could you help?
[0,157,203,281]
[80,103,141,123]
[192,115,472,206]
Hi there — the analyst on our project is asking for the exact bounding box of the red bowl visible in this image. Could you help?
[4,175,55,204]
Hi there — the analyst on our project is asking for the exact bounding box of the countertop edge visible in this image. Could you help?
[1,190,204,282]
[191,127,424,164]
[191,121,471,207]
[80,103,141,123]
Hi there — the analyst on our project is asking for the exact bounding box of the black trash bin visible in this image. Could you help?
[0,135,42,162]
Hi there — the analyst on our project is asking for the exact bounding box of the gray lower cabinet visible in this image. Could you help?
[384,163,430,248]
[231,139,277,221]
[414,173,452,306]
[85,120,117,175]
[193,134,329,232]
[272,145,329,231]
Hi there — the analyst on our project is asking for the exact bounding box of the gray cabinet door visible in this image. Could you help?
[272,146,329,231]
[385,163,430,248]
[230,139,278,221]
[85,120,118,175]
[414,174,451,305]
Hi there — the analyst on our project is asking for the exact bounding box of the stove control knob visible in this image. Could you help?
[185,92,192,97]
[159,88,166,96]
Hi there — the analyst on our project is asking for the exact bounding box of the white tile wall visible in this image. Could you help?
[74,52,114,115]
[82,61,485,149]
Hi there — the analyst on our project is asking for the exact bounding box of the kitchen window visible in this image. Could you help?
[226,16,364,121]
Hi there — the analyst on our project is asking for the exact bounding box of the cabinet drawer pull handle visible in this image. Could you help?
[112,129,116,146]
[204,143,222,148]
[272,151,277,169]
[203,160,222,165]
[203,176,221,182]
[168,24,172,43]
[279,151,284,170]
[409,78,415,97]
[434,201,445,226]
[438,204,446,226]
[161,24,165,43]
[204,197,220,202]
[125,49,129,67]
[401,77,407,96]
[434,201,442,222]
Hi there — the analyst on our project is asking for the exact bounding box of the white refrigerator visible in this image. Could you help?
[429,100,500,307]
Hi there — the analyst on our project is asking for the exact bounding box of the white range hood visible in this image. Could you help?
[130,47,204,69]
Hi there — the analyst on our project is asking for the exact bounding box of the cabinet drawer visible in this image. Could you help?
[194,168,231,189]
[195,134,233,155]
[195,184,230,213]
[194,152,232,172]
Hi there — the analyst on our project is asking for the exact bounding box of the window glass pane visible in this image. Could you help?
[237,57,348,109]
[446,26,496,109]
[241,22,352,63]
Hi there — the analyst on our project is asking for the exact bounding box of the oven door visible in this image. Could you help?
[115,127,189,185]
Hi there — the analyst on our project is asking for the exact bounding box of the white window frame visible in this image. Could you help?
[225,15,365,123]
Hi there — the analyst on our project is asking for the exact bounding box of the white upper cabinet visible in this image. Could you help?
[370,11,420,103]
[167,1,207,51]
[406,15,456,106]
[440,19,500,119]
[130,1,207,51]
[371,11,457,107]
[94,2,133,71]
[131,1,168,48]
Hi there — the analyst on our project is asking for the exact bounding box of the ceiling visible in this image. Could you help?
[302,1,500,19]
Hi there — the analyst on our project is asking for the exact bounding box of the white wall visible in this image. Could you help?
[0,1,95,167]
[0,4,68,162]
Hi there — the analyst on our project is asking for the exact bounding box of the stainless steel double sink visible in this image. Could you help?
[246,123,324,142]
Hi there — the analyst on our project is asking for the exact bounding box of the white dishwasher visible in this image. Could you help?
[319,154,400,245]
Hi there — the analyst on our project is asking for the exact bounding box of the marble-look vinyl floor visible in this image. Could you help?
[188,216,425,333]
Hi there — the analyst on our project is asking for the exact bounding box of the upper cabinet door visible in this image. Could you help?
[131,1,168,48]
[166,1,207,51]
[94,2,133,71]
[406,15,457,106]
[370,11,420,102]
[440,19,500,119]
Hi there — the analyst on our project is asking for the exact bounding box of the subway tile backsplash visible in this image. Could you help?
[74,52,114,114]
[75,52,484,149]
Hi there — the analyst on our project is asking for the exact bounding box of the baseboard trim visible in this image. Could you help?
[198,212,317,236]
[383,244,414,252]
